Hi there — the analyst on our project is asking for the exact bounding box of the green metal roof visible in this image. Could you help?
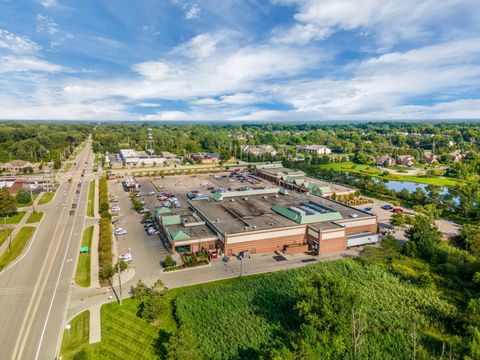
[212,192,223,201]
[169,230,191,241]
[161,214,182,226]
[155,206,171,215]
[272,205,301,222]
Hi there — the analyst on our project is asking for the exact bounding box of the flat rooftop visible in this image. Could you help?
[191,191,373,235]
[160,209,216,242]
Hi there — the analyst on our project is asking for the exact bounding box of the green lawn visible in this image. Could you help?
[0,226,35,270]
[64,162,73,172]
[0,211,26,224]
[318,162,460,187]
[38,191,55,205]
[0,228,13,247]
[87,180,95,217]
[75,226,93,287]
[61,299,163,359]
[26,211,44,224]
[60,310,90,360]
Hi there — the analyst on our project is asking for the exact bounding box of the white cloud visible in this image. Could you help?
[138,102,161,108]
[173,33,219,58]
[39,0,59,7]
[274,0,479,46]
[0,30,40,54]
[185,4,200,19]
[36,14,59,35]
[272,23,332,45]
[0,56,63,73]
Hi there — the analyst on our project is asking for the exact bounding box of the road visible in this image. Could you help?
[0,138,95,359]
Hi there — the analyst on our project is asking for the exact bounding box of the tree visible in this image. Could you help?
[461,225,480,257]
[390,212,406,229]
[405,215,442,260]
[15,189,31,204]
[166,326,202,360]
[115,259,128,273]
[139,293,165,322]
[0,188,17,217]
[54,158,62,169]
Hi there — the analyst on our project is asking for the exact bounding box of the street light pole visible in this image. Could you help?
[117,259,123,305]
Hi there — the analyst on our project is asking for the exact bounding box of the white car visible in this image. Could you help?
[63,191,67,196]
[147,191,156,196]
[120,253,132,262]
[62,202,67,206]
[111,206,120,212]
[115,230,127,235]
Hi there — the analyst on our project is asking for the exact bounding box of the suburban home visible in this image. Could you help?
[423,152,438,165]
[241,145,277,157]
[396,155,415,167]
[190,153,220,164]
[0,160,36,172]
[296,144,332,155]
[450,151,466,162]
[375,156,396,167]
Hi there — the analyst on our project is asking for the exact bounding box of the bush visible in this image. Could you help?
[98,216,113,284]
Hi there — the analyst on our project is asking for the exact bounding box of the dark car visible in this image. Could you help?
[381,204,393,210]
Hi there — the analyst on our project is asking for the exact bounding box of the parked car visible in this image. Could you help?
[393,207,404,213]
[381,204,394,210]
[115,230,127,235]
[147,191,156,196]
[362,207,373,212]
[120,253,132,262]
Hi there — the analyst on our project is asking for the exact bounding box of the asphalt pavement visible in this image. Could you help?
[0,139,95,360]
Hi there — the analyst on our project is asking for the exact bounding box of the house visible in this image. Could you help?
[0,160,36,172]
[296,144,331,155]
[396,155,415,167]
[241,145,277,157]
[423,152,438,165]
[450,151,466,162]
[375,156,396,167]
[190,153,220,164]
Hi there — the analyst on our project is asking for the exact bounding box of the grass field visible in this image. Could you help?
[26,211,44,224]
[63,259,457,359]
[38,191,55,205]
[318,162,459,187]
[0,226,35,270]
[0,228,13,247]
[60,310,90,359]
[75,226,93,287]
[87,180,95,217]
[0,211,26,224]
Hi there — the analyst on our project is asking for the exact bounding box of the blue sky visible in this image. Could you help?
[0,0,479,121]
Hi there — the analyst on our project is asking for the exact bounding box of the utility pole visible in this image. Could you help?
[239,255,243,277]
[29,185,35,212]
[117,260,123,305]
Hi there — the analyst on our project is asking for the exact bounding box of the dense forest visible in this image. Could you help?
[0,122,90,163]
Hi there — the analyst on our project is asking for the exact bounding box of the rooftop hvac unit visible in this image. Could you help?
[216,218,219,222]
[350,213,359,218]
[263,196,267,199]
[274,195,279,198]
[230,199,235,202]
[244,197,248,201]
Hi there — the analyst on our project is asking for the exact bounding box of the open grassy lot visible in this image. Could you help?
[0,211,26,224]
[38,191,55,205]
[65,258,457,359]
[318,162,459,187]
[75,225,93,287]
[0,228,13,247]
[0,226,35,270]
[26,211,44,224]
[60,310,90,360]
[87,180,95,217]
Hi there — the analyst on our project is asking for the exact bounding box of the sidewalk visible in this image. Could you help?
[89,304,102,344]
[89,223,100,288]
[0,209,36,258]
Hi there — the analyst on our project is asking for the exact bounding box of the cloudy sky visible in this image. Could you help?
[0,0,479,121]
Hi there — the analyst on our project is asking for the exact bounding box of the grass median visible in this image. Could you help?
[0,226,35,271]
[0,228,13,247]
[87,180,95,217]
[26,211,44,224]
[38,191,55,205]
[75,225,94,287]
[60,310,90,359]
[0,211,26,224]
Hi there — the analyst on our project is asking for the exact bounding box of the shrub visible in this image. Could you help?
[15,189,31,204]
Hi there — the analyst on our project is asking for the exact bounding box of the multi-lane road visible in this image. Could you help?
[0,139,96,359]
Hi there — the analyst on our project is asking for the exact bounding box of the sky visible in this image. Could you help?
[0,0,479,121]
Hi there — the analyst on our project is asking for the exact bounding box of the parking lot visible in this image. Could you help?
[108,180,170,280]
